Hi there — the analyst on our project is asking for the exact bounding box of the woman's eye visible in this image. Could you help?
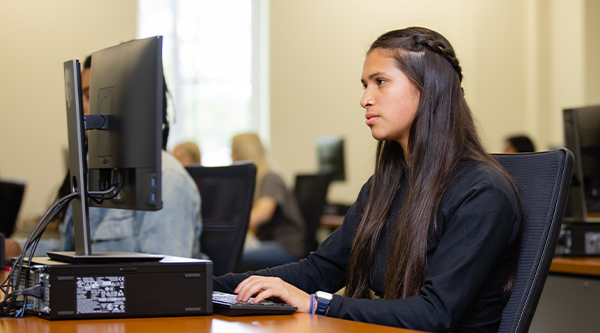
[376,79,386,85]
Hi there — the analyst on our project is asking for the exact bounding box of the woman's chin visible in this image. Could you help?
[370,131,391,142]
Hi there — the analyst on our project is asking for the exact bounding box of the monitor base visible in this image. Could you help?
[46,251,164,264]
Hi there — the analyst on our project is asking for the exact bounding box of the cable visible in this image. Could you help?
[1,192,77,317]
[14,304,33,318]
[27,197,74,266]
[1,182,122,317]
[9,285,43,298]
[26,193,77,257]
[88,183,122,206]
[88,183,121,200]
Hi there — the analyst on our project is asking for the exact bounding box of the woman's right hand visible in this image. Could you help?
[234,275,313,313]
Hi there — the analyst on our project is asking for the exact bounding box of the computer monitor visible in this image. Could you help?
[49,36,165,263]
[563,105,600,221]
[87,37,164,211]
[317,135,346,181]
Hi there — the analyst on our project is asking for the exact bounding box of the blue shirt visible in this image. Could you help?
[30,151,205,259]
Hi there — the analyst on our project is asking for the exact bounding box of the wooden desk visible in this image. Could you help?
[0,270,422,333]
[0,313,424,333]
[549,256,600,276]
[320,214,344,229]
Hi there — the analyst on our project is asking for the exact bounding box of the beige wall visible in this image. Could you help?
[0,1,138,219]
[269,0,598,204]
[0,0,598,219]
[586,0,600,105]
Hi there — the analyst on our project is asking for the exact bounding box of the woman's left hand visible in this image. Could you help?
[234,276,312,313]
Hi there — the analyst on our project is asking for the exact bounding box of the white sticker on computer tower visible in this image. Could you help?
[76,276,126,314]
[585,231,600,254]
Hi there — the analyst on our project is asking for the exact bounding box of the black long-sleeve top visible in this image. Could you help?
[214,161,520,332]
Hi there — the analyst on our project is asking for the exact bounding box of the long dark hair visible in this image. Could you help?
[345,27,521,301]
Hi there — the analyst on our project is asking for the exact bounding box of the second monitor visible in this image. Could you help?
[563,104,600,222]
[317,135,345,182]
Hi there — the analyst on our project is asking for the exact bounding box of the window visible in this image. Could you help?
[138,0,269,166]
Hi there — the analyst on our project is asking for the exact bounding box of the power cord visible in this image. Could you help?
[1,181,123,318]
[9,284,43,299]
[1,192,77,317]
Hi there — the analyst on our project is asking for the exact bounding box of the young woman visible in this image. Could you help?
[215,27,522,332]
[231,133,306,271]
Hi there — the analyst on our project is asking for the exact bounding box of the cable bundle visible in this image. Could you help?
[0,183,121,317]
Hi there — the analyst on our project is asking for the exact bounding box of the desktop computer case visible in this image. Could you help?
[18,257,212,320]
[556,222,600,256]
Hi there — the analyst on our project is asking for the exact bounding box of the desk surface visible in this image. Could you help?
[0,313,424,333]
[320,214,344,228]
[549,256,600,276]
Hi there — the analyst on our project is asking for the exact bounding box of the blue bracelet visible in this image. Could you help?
[309,294,315,314]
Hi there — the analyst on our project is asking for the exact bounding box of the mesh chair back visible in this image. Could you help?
[294,173,332,256]
[495,149,573,333]
[186,162,256,276]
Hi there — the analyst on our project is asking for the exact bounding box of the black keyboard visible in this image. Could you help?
[212,291,297,316]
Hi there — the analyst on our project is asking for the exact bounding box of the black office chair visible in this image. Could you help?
[0,179,26,238]
[495,149,573,333]
[294,173,332,257]
[185,162,256,276]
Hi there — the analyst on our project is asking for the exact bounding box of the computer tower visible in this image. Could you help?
[16,256,212,320]
[556,222,600,256]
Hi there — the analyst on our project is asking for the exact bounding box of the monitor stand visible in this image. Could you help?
[47,251,163,264]
[56,60,163,264]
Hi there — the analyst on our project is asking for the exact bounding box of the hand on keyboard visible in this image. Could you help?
[212,291,297,316]
[233,276,312,313]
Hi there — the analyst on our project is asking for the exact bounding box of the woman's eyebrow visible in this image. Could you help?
[361,72,386,84]
[368,72,385,80]
[369,72,385,79]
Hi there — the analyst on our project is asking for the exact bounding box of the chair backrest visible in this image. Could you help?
[294,173,332,256]
[185,162,256,276]
[495,149,573,333]
[0,179,26,238]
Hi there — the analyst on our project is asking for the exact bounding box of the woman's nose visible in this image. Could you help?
[360,91,373,109]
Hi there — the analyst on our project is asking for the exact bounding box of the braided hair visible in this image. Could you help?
[345,27,521,301]
[408,31,463,82]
